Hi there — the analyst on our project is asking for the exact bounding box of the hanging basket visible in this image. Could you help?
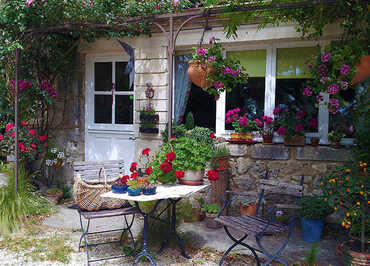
[352,55,370,85]
[187,60,216,89]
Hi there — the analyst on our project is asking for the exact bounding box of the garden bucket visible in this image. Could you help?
[301,217,324,242]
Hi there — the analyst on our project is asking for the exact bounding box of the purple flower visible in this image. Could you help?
[239,116,249,127]
[255,118,263,127]
[303,87,312,96]
[327,83,339,95]
[245,73,249,77]
[296,110,306,119]
[309,118,318,129]
[277,127,287,136]
[26,0,34,6]
[295,124,304,132]
[341,81,348,89]
[196,48,207,57]
[340,64,350,75]
[224,67,234,75]
[213,81,224,89]
[321,53,331,63]
[208,56,216,62]
[209,37,216,44]
[317,64,328,76]
[308,64,312,71]
[262,116,273,125]
[316,95,324,102]
[273,107,282,116]
[320,76,329,84]
[329,98,340,114]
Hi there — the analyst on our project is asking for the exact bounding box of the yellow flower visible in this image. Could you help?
[345,169,351,173]
[347,221,351,225]
[360,191,364,196]
[363,163,367,167]
[353,212,357,217]
[361,185,364,189]
[346,212,350,217]
[341,221,346,227]
[356,202,361,206]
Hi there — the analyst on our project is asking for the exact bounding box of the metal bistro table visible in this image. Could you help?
[101,183,210,265]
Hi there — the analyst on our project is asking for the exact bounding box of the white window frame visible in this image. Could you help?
[86,53,135,132]
[215,40,331,144]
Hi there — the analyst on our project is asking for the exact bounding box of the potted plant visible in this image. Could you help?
[201,203,222,229]
[126,179,143,196]
[192,197,206,222]
[188,37,248,96]
[274,106,310,146]
[255,115,274,144]
[321,161,369,264]
[297,196,332,242]
[225,108,259,143]
[233,195,260,216]
[139,105,159,134]
[328,130,345,148]
[211,145,230,171]
[142,177,159,195]
[111,175,129,194]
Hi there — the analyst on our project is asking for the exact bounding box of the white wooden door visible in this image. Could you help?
[85,54,135,174]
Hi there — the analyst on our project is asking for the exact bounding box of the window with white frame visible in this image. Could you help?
[215,42,330,143]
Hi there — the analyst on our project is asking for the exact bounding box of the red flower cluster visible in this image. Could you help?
[175,170,185,180]
[145,166,153,175]
[121,175,130,184]
[131,172,138,179]
[207,170,219,182]
[166,151,176,162]
[160,162,173,173]
[130,162,137,172]
[210,132,216,139]
[142,148,150,156]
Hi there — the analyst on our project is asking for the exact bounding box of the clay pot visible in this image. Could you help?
[352,55,370,85]
[240,203,257,216]
[283,135,306,146]
[310,137,320,146]
[230,132,253,143]
[262,134,274,144]
[187,61,216,89]
[337,240,370,266]
[205,213,222,229]
[180,170,204,186]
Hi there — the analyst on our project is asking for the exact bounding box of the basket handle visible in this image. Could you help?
[99,167,108,187]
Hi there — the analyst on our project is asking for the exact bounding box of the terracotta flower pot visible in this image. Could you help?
[180,170,204,186]
[262,134,274,144]
[337,240,370,266]
[205,213,222,229]
[187,60,216,89]
[352,55,370,85]
[283,135,305,146]
[310,137,320,146]
[240,203,257,216]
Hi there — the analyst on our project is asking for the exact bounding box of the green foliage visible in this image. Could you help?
[187,126,215,145]
[232,194,258,207]
[201,203,220,214]
[328,130,345,143]
[211,144,230,159]
[126,179,144,190]
[297,196,332,220]
[161,124,187,142]
[185,112,195,130]
[304,243,320,266]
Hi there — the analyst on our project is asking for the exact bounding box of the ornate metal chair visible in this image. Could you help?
[215,170,304,266]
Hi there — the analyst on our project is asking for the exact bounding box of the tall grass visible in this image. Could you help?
[0,163,52,235]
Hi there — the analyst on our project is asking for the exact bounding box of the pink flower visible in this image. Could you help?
[31,144,36,150]
[320,77,329,84]
[341,81,348,89]
[340,64,350,75]
[262,116,273,125]
[239,116,249,127]
[327,83,339,95]
[196,48,207,57]
[213,81,224,88]
[208,56,216,62]
[21,121,27,126]
[296,110,306,119]
[38,135,47,142]
[5,123,14,133]
[44,142,48,147]
[273,107,281,116]
[307,64,312,71]
[277,127,287,136]
[255,118,263,127]
[317,64,328,76]
[28,129,35,135]
[18,142,25,152]
[295,124,304,132]
[316,95,324,102]
[309,118,318,129]
[321,53,331,63]
[26,0,34,7]
[209,37,216,44]
[303,87,313,96]
[0,136,3,141]
[328,98,340,114]
[224,67,234,75]
[11,132,16,138]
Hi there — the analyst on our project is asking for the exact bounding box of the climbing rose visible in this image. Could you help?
[121,175,130,184]
[38,135,47,142]
[340,64,350,75]
[28,129,35,135]
[321,53,331,63]
[255,118,263,127]
[320,77,329,84]
[208,56,216,62]
[296,110,306,119]
[327,83,339,95]
[277,127,287,136]
[31,144,36,150]
[145,166,153,175]
[196,48,207,57]
[303,87,313,96]
[160,162,172,173]
[175,170,185,180]
[341,81,348,89]
[11,132,16,138]
[317,64,328,76]
[0,136,3,141]
[44,142,48,147]
[21,121,27,126]
[166,152,176,162]
[26,0,34,7]
[130,162,138,172]
[262,116,273,125]
[142,148,150,156]
[207,170,219,182]
[273,107,281,115]
[5,123,14,133]
[309,118,318,129]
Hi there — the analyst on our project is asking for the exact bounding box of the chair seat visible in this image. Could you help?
[79,206,138,220]
[215,215,287,235]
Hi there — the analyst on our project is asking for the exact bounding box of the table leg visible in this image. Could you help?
[133,200,163,266]
[158,198,190,259]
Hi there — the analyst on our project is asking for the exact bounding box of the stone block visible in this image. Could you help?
[228,144,248,156]
[135,73,168,86]
[135,59,168,74]
[233,175,257,191]
[296,146,353,162]
[236,157,253,175]
[251,144,289,160]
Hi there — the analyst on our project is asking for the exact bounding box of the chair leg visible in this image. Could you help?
[220,226,261,266]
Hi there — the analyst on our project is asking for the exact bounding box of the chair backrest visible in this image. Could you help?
[73,160,125,182]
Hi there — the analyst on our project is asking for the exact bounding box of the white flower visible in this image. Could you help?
[46,160,51,166]
[57,152,64,158]
[51,148,57,153]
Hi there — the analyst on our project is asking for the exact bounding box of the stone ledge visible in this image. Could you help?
[251,144,289,160]
[296,146,353,162]
[228,144,248,157]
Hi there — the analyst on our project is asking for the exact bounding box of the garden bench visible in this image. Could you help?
[215,170,304,266]
[73,160,138,266]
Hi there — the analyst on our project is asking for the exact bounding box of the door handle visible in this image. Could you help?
[129,136,136,141]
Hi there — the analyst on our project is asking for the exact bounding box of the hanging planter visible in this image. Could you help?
[187,61,216,89]
[139,106,159,134]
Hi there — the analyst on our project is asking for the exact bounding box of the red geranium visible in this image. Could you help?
[160,162,173,173]
[207,170,219,182]
[210,132,216,139]
[142,148,150,156]
[145,166,153,175]
[131,172,138,179]
[166,152,176,162]
[175,170,185,180]
[38,135,47,142]
[28,129,35,135]
[130,162,138,172]
[121,175,130,184]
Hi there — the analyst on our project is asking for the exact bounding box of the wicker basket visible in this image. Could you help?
[73,168,127,211]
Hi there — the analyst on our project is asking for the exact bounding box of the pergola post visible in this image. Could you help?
[14,48,21,195]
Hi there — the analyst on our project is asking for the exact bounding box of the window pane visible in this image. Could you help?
[94,62,112,91]
[276,47,319,79]
[115,95,133,124]
[226,78,265,129]
[94,95,112,123]
[115,62,131,91]
[227,50,266,77]
[275,79,318,132]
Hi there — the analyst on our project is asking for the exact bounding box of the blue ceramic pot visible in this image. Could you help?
[143,187,157,195]
[111,184,128,194]
[301,217,324,242]
[127,187,141,196]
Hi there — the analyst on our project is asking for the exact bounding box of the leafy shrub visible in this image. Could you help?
[185,112,195,130]
[161,124,187,142]
[201,203,220,214]
[297,196,332,220]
